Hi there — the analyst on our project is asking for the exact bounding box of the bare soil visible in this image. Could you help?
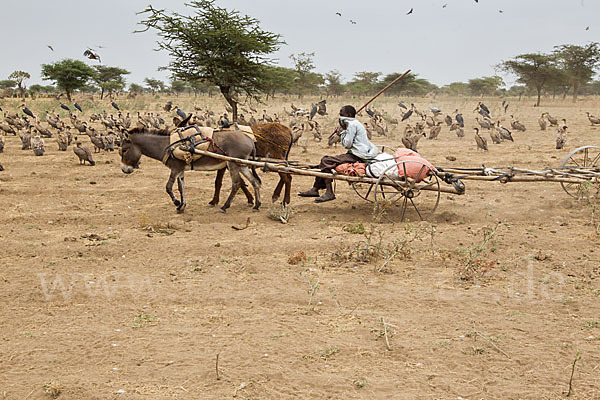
[0,96,599,399]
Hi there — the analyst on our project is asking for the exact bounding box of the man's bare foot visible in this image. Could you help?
[298,188,320,197]
[314,193,335,203]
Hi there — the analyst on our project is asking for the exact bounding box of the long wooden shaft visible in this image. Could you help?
[356,69,411,114]
[185,149,459,194]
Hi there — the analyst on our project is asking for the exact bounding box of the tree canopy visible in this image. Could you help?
[144,78,165,94]
[137,0,283,120]
[553,42,600,101]
[8,71,30,98]
[93,65,130,99]
[41,59,96,101]
[500,53,557,106]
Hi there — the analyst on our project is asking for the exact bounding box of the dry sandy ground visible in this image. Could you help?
[0,95,599,399]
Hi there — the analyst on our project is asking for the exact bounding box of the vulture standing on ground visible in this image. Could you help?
[538,114,547,131]
[73,139,95,165]
[310,103,317,120]
[31,135,45,156]
[556,125,567,150]
[510,116,526,132]
[496,121,514,142]
[21,105,35,118]
[586,112,600,125]
[111,101,120,111]
[474,128,488,151]
[455,110,464,127]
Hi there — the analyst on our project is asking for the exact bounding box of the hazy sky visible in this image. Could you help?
[1,0,597,89]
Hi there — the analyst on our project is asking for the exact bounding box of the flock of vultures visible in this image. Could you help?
[1,97,599,192]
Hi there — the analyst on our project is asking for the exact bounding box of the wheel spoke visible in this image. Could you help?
[569,156,581,167]
[409,198,423,220]
[584,148,589,167]
[590,152,600,167]
[399,196,408,222]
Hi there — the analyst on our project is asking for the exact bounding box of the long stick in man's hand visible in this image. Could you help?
[328,69,411,144]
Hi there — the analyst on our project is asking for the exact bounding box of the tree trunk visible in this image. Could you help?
[572,81,579,102]
[536,87,541,107]
[66,89,72,102]
[100,87,104,100]
[220,86,238,122]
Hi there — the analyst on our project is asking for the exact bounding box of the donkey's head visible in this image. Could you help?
[119,137,141,174]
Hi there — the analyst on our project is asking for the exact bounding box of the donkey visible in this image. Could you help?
[119,125,261,213]
[209,122,294,207]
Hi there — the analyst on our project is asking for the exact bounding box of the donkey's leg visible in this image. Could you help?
[209,168,225,207]
[176,173,186,214]
[239,165,262,211]
[272,173,285,203]
[166,169,182,209]
[283,174,292,205]
[220,163,243,213]
[240,179,254,205]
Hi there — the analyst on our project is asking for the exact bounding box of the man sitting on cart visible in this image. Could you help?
[299,105,379,203]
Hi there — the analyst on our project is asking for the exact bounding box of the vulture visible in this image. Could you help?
[586,112,600,125]
[175,107,187,120]
[444,115,453,126]
[474,128,488,151]
[74,103,83,112]
[478,102,490,115]
[401,109,413,122]
[476,117,493,130]
[556,127,567,150]
[0,135,4,152]
[398,102,408,110]
[317,100,327,116]
[510,116,526,132]
[164,101,173,112]
[21,105,35,118]
[73,138,95,165]
[496,121,514,142]
[83,49,101,63]
[545,113,558,126]
[111,101,120,111]
[31,135,45,156]
[455,111,464,127]
[60,103,70,111]
[310,103,317,120]
[538,114,547,131]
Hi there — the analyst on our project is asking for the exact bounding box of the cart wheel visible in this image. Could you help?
[351,182,376,202]
[373,161,441,223]
[560,146,600,199]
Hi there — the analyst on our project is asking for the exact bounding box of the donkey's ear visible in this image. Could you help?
[177,114,193,128]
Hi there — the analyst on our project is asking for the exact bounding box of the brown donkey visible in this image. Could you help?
[209,122,294,207]
[120,126,261,213]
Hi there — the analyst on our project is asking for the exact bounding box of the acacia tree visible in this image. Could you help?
[41,59,96,101]
[468,76,504,96]
[137,1,283,121]
[553,43,600,102]
[500,53,556,106]
[144,78,165,94]
[129,83,145,94]
[324,70,345,96]
[290,52,318,98]
[93,65,130,99]
[8,71,30,99]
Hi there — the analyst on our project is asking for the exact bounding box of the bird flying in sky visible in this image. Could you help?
[407,8,413,15]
